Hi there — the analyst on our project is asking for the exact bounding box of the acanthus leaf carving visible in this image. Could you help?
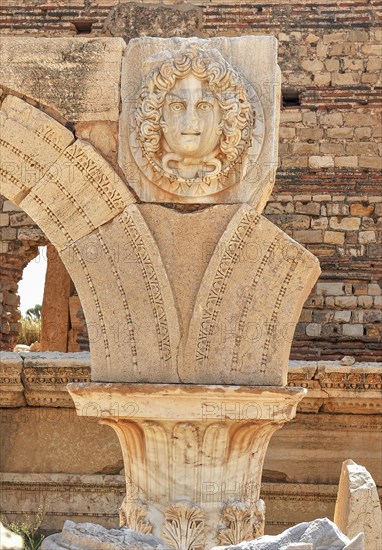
[218,500,265,546]
[162,502,205,550]
[119,499,152,535]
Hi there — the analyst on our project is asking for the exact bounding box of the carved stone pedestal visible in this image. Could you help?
[68,383,306,549]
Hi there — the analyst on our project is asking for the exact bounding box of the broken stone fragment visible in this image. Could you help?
[210,517,364,549]
[41,520,171,550]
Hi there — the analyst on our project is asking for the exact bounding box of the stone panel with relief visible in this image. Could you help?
[120,36,280,208]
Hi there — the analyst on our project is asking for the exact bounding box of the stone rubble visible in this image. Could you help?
[211,518,364,549]
[41,518,364,550]
[41,521,171,550]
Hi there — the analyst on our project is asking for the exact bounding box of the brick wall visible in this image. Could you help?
[0,0,381,360]
[0,198,46,350]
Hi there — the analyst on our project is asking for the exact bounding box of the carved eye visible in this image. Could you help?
[170,102,185,112]
[197,102,213,112]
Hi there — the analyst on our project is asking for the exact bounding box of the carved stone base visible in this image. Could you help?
[68,383,306,549]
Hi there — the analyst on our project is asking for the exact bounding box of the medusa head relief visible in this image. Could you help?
[133,44,265,199]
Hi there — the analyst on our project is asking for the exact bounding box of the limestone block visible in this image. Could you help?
[1,408,124,477]
[40,244,72,352]
[75,121,119,165]
[43,518,364,550]
[334,459,382,550]
[0,95,74,203]
[20,139,135,251]
[68,295,83,352]
[0,351,25,407]
[315,363,382,413]
[0,38,125,122]
[41,521,169,550]
[104,3,203,42]
[287,361,323,413]
[0,522,23,550]
[120,36,281,208]
[181,206,320,385]
[68,383,305,423]
[308,156,334,169]
[210,518,364,549]
[138,203,240,338]
[21,351,90,407]
[0,213,9,226]
[59,204,181,383]
[16,226,46,243]
[0,473,124,532]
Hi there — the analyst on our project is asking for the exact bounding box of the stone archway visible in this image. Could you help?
[0,94,136,363]
[0,94,182,383]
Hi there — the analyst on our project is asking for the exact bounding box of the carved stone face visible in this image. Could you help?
[134,42,262,199]
[161,75,222,163]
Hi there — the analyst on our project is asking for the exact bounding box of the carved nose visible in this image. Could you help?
[182,107,199,132]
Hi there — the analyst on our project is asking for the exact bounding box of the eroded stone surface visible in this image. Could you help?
[334,460,382,550]
[0,38,125,122]
[0,95,74,203]
[59,204,181,383]
[0,351,25,407]
[0,410,122,475]
[181,207,320,385]
[2,353,380,417]
[20,139,135,251]
[40,244,72,352]
[21,351,90,407]
[41,518,364,550]
[210,518,364,549]
[75,121,119,166]
[104,3,203,42]
[120,36,280,207]
[60,204,319,384]
[0,97,135,252]
[138,204,240,338]
[41,521,169,550]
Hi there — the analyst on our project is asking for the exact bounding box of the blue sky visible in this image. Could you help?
[19,246,47,315]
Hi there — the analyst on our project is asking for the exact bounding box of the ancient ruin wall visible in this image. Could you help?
[0,198,46,350]
[0,0,381,360]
